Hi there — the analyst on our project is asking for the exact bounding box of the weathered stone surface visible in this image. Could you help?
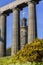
[0,14,6,57]
[20,18,28,49]
[28,1,37,43]
[11,8,20,55]
[0,0,41,57]
[0,0,40,14]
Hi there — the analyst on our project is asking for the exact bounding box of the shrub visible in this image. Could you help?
[6,48,11,56]
[8,39,43,64]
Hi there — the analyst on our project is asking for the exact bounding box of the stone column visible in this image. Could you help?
[11,8,20,55]
[0,14,6,57]
[28,1,37,43]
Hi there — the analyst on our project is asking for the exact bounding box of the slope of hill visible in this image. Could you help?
[8,39,43,64]
[0,56,11,65]
[0,39,43,65]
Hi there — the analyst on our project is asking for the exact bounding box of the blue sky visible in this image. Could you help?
[0,0,43,48]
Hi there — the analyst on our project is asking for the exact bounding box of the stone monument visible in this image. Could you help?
[0,0,41,56]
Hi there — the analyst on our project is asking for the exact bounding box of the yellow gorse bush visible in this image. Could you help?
[8,39,43,64]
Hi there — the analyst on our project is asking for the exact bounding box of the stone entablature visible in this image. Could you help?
[0,0,41,14]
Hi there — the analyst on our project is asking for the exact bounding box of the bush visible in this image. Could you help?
[6,48,11,56]
[0,39,43,65]
[8,39,43,64]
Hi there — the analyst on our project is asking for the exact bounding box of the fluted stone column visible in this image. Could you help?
[11,8,20,55]
[0,14,6,57]
[28,1,37,43]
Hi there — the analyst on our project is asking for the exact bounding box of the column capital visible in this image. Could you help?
[0,13,8,17]
[12,7,21,12]
[28,0,41,4]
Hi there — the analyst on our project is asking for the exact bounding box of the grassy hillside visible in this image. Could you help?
[0,56,11,65]
[0,39,43,65]
[8,39,43,64]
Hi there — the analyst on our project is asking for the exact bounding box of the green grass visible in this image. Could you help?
[0,56,11,65]
[0,56,43,65]
[0,39,43,65]
[8,62,43,65]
